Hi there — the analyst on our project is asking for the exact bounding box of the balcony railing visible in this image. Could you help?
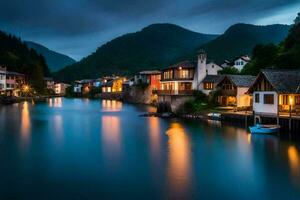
[156,90,194,95]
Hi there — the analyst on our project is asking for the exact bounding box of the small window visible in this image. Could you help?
[204,82,213,90]
[212,65,214,68]
[255,93,260,103]
[264,94,274,104]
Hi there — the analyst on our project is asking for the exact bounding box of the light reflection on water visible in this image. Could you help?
[0,98,300,199]
[20,101,31,148]
[48,97,62,108]
[101,115,121,164]
[102,99,122,112]
[147,117,161,157]
[166,122,192,197]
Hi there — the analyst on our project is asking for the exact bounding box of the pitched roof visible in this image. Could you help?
[223,75,256,87]
[164,60,197,70]
[202,75,225,83]
[259,69,300,93]
[233,56,251,63]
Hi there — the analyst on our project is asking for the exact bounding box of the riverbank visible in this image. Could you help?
[0,95,63,105]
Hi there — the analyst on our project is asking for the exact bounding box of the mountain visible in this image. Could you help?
[200,23,291,63]
[53,23,219,82]
[0,30,49,92]
[25,41,76,72]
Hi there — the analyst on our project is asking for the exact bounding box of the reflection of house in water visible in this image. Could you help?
[101,115,121,162]
[147,117,161,157]
[102,100,123,112]
[21,101,31,148]
[166,122,192,198]
[49,98,63,108]
[288,145,300,185]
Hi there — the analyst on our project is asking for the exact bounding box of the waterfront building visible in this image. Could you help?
[157,50,222,111]
[247,69,300,117]
[73,79,94,94]
[232,55,251,71]
[54,83,70,95]
[102,77,125,93]
[216,75,256,110]
[44,77,55,91]
[0,66,26,96]
[134,70,162,91]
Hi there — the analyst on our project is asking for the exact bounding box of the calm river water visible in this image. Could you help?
[0,98,300,199]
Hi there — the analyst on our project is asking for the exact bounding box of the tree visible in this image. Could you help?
[276,14,300,68]
[241,44,278,75]
[219,66,239,75]
[294,12,300,25]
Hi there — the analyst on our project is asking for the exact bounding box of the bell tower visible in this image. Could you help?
[196,49,207,89]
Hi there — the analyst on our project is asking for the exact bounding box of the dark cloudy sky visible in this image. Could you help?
[0,0,299,60]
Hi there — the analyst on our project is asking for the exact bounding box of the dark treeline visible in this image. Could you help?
[240,13,300,75]
[0,31,50,93]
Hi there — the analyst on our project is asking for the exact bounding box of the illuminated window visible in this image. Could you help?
[204,82,213,90]
[163,70,173,79]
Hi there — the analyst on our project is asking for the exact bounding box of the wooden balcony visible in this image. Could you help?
[156,90,194,96]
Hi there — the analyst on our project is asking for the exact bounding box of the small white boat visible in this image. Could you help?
[249,124,280,134]
[207,113,221,120]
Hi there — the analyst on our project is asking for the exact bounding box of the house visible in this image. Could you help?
[232,56,251,71]
[199,75,224,95]
[158,50,222,95]
[73,79,94,94]
[55,83,70,95]
[93,78,103,87]
[221,60,231,68]
[0,67,26,96]
[216,75,256,109]
[134,70,161,90]
[157,50,223,111]
[44,77,55,91]
[247,69,300,117]
[102,77,125,93]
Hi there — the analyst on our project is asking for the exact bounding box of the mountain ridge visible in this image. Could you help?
[25,41,76,72]
[199,23,291,63]
[53,23,219,82]
[53,23,291,82]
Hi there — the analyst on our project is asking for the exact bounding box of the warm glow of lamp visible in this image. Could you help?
[23,84,30,92]
[178,67,182,70]
[289,95,294,106]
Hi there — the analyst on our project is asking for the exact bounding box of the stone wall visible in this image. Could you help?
[158,95,194,113]
[123,85,154,104]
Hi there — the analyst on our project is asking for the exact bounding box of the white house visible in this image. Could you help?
[158,50,223,95]
[55,83,70,95]
[0,67,7,92]
[248,69,300,117]
[232,56,251,71]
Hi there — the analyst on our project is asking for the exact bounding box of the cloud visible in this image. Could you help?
[0,0,299,59]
